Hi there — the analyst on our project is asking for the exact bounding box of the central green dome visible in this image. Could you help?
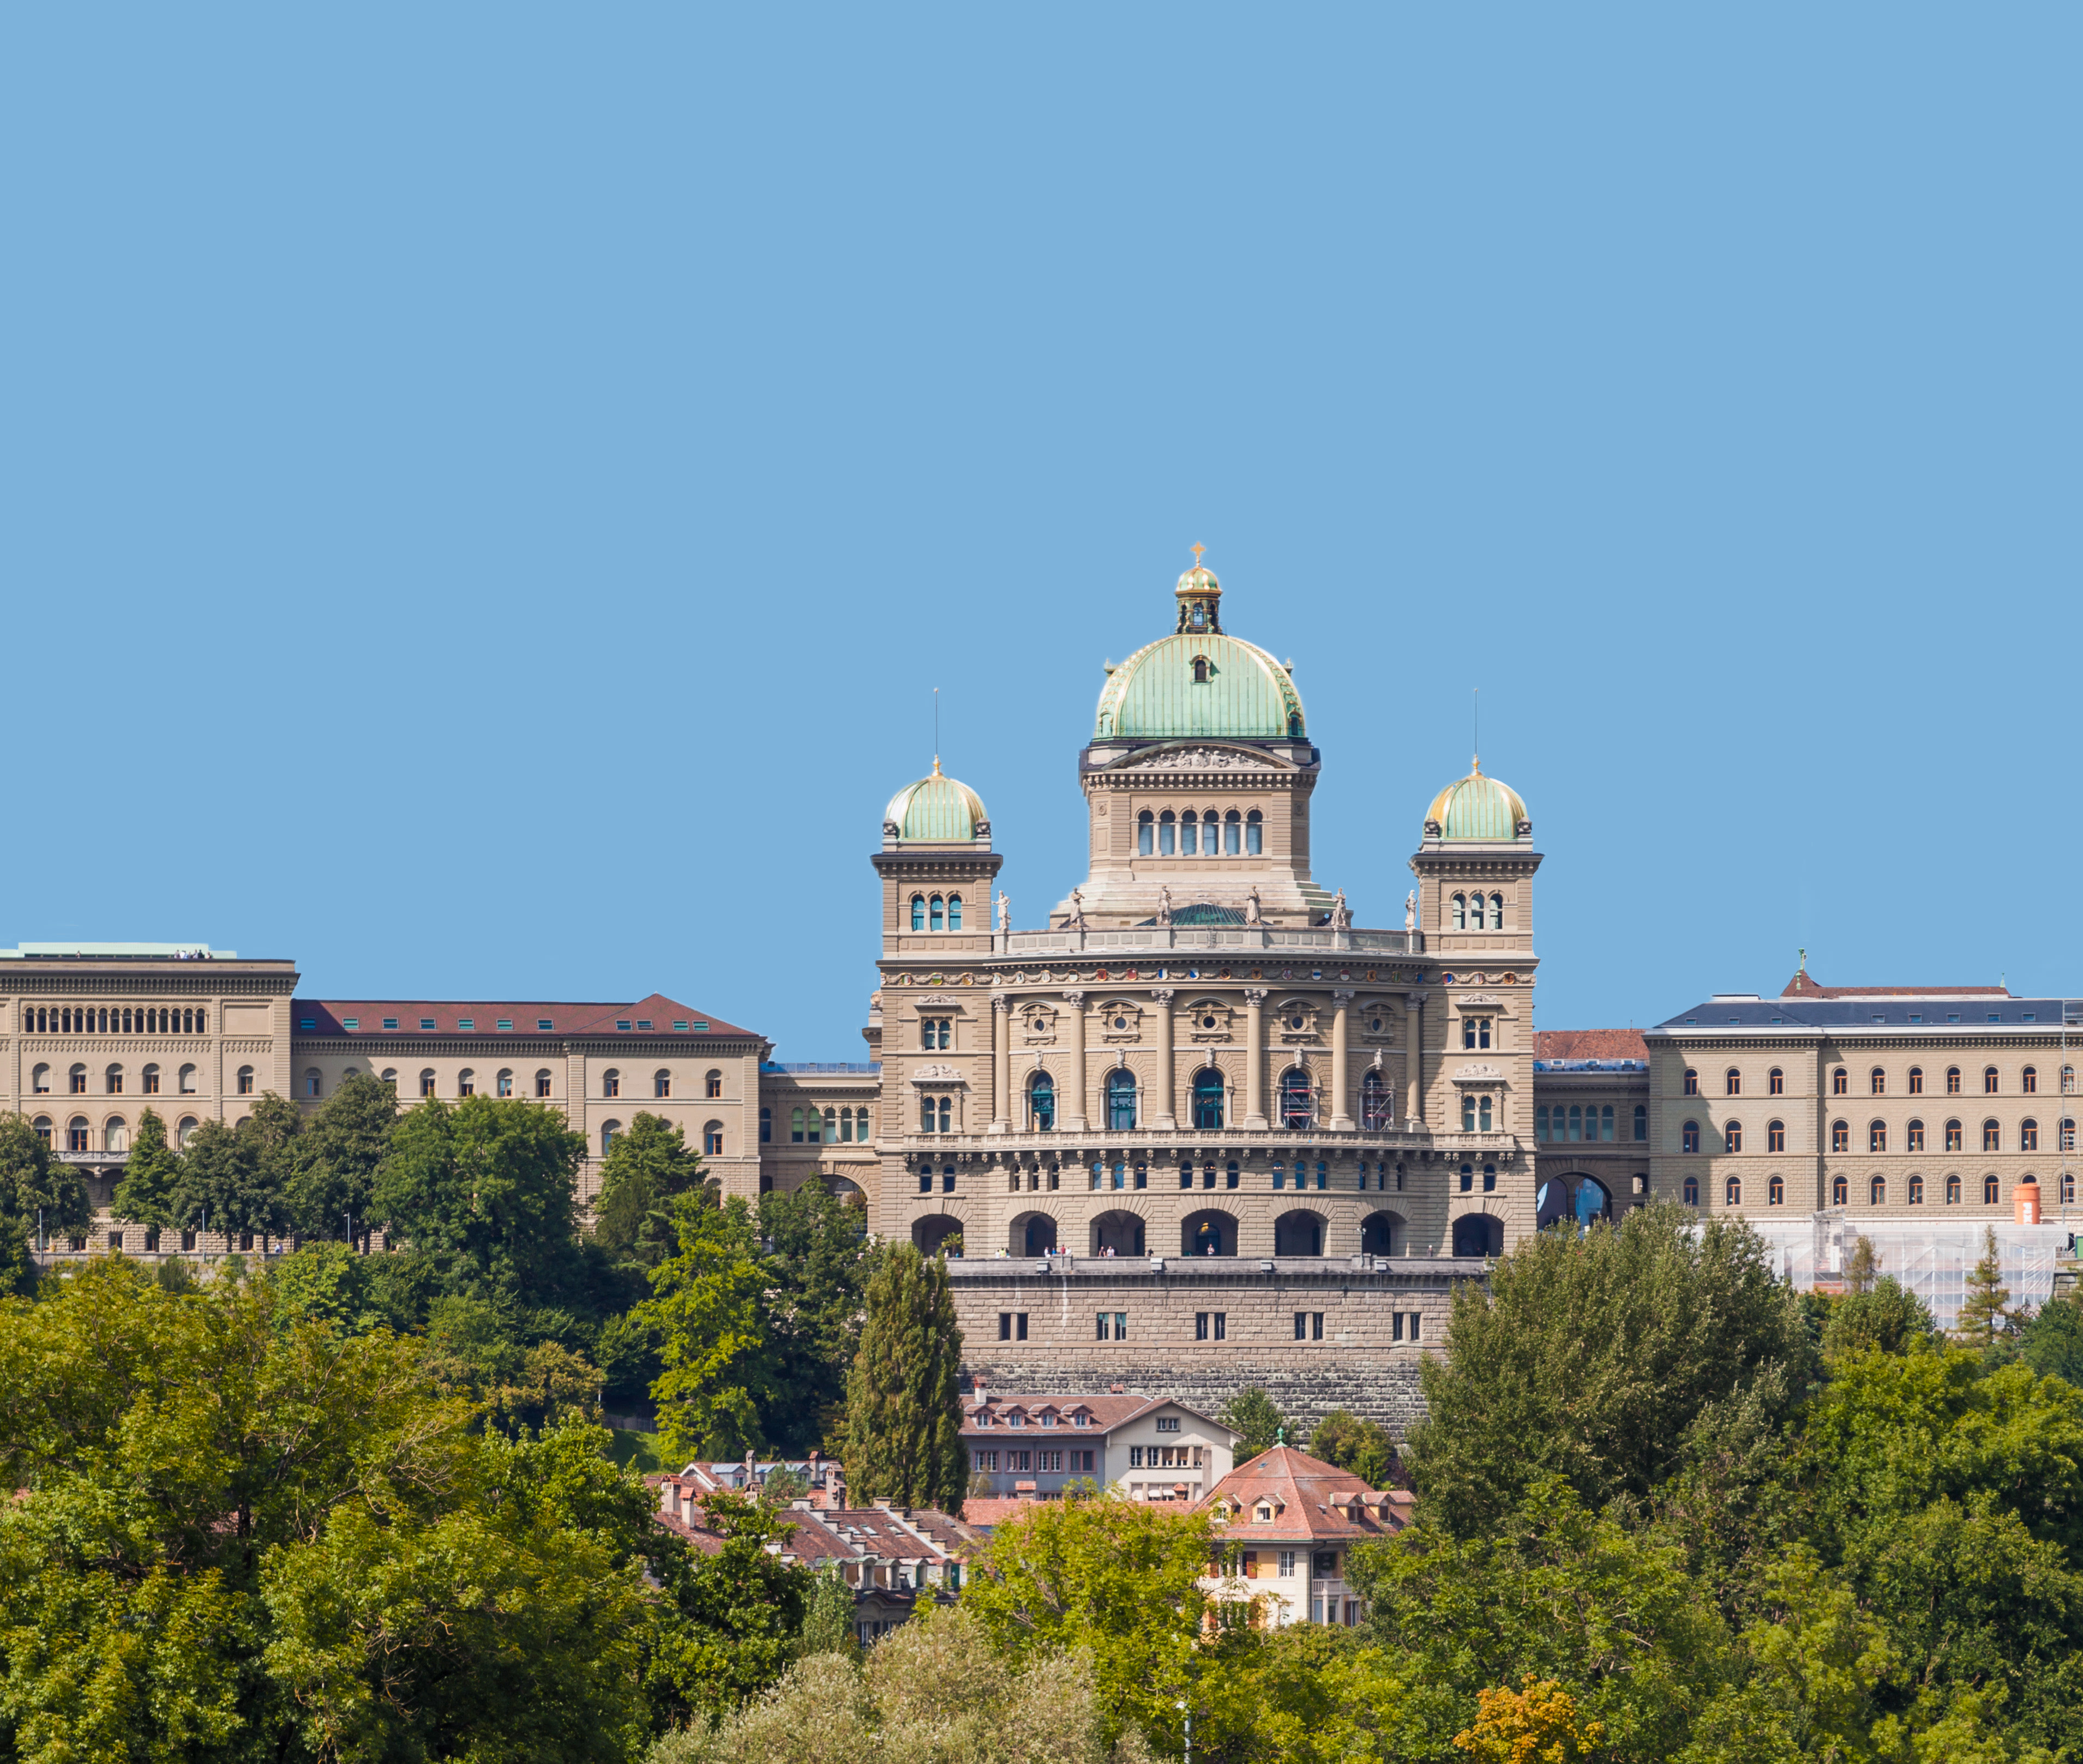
[1092,565,1306,740]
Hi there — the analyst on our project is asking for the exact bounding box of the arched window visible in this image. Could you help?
[1984,1173,2001,1205]
[1768,1174,1784,1206]
[703,1122,724,1155]
[68,1118,89,1153]
[1870,1068,1886,1095]
[1726,1069,1741,1095]
[236,1067,255,1096]
[140,1064,158,1095]
[2064,1117,2076,1152]
[1106,1069,1137,1131]
[791,1106,806,1141]
[1138,811,1154,855]
[929,895,945,931]
[1984,1067,2000,1094]
[178,1064,197,1094]
[1489,892,1504,928]
[1725,1120,1743,1153]
[2066,1066,2078,1095]
[1946,1067,1962,1094]
[1245,809,1263,854]
[1833,1068,1848,1096]
[1360,1069,1391,1129]
[104,1118,128,1154]
[69,1064,87,1095]
[1158,811,1176,855]
[1479,1096,1493,1131]
[2021,1118,2039,1152]
[1682,1175,1699,1205]
[1946,1119,1963,1151]
[1908,1067,1924,1095]
[1280,1068,1313,1129]
[1180,810,1198,856]
[911,895,926,931]
[1832,1121,1848,1153]
[535,1069,553,1098]
[937,1095,953,1134]
[1908,1173,1924,1205]
[30,1116,50,1145]
[1029,1072,1055,1131]
[948,894,963,930]
[1192,1068,1225,1130]
[655,1069,671,1098]
[496,1070,514,1097]
[1769,1068,1785,1095]
[29,1064,48,1095]
[420,1069,436,1098]
[1633,1104,1647,1141]
[1224,809,1241,853]
[1192,654,1210,683]
[917,1096,934,1134]
[1726,1175,1742,1205]
[705,1070,723,1098]
[458,1070,476,1098]
[1906,1119,1924,1151]
[1832,1173,1848,1205]
[602,1121,620,1154]
[1682,1120,1700,1153]
[105,1065,124,1095]
[1870,1176,1886,1205]
[1983,1120,2001,1152]
[303,1069,322,1098]
[1683,1068,1699,1096]
[2023,1065,2039,1094]
[1767,1120,1785,1152]
[1451,893,1467,930]
[1946,1174,1961,1204]
[1462,1094,1476,1131]
[603,1069,621,1098]
[1868,1121,1886,1153]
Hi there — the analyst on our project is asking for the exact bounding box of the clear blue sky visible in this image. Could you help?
[4,9,2077,1056]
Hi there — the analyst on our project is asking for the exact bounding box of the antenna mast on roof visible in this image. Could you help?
[934,687,940,768]
[1472,687,1479,770]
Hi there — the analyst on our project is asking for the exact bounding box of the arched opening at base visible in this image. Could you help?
[1012,1212,1058,1256]
[1274,1210,1326,1256]
[1182,1210,1236,1257]
[1361,1210,1406,1256]
[1451,1213,1504,1257]
[1089,1211,1145,1257]
[911,1214,964,1258]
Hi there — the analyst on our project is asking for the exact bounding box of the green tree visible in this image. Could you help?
[594,1112,709,1271]
[170,1101,301,1237]
[2020,1293,2083,1387]
[1306,1408,1403,1487]
[0,1111,90,1285]
[111,1106,182,1227]
[267,1238,381,1334]
[1955,1226,2017,1347]
[757,1183,869,1453]
[287,1068,398,1239]
[841,1242,966,1512]
[795,1568,860,1661]
[1843,1232,1881,1295]
[640,1191,770,1461]
[1221,1386,1287,1460]
[373,1094,589,1317]
[1822,1277,1937,1361]
[1410,1203,1812,1535]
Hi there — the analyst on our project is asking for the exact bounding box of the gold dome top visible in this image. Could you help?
[1424,758,1530,841]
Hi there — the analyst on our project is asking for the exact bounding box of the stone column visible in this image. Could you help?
[1061,991,1088,1131]
[1329,989,1355,1130]
[989,995,1011,1133]
[1149,988,1176,1129]
[1405,991,1426,1125]
[1243,988,1268,1129]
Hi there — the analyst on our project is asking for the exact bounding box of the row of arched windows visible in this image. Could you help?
[35,1113,218,1154]
[908,894,964,931]
[21,1006,206,1035]
[1450,893,1504,930]
[1536,1103,1647,1142]
[1018,1066,1395,1133]
[1692,1171,2076,1208]
[1690,1064,2075,1098]
[1136,809,1263,856]
[1682,1117,2073,1154]
[32,1061,205,1097]
[793,1105,869,1143]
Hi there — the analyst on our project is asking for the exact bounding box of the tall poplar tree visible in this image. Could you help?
[842,1242,966,1514]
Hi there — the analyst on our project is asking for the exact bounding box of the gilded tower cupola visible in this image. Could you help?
[1422,757,1532,843]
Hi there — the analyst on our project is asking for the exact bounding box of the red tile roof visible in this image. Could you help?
[1534,1029,1648,1062]
[1199,1444,1414,1543]
[292,991,757,1039]
[961,1390,1232,1439]
[1779,971,2009,1000]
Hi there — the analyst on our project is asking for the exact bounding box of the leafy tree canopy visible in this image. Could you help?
[286,1067,399,1239]
[639,1191,770,1462]
[840,1242,965,1512]
[594,1112,709,1272]
[1221,1386,1288,1460]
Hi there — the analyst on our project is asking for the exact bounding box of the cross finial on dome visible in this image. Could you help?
[1191,541,1206,566]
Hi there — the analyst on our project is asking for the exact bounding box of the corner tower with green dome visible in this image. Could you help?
[871,756,1003,960]
[1058,562,1335,927]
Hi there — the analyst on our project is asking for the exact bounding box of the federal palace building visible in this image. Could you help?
[8,558,2072,1420]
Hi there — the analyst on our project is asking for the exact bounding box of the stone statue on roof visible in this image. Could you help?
[1331,888,1352,930]
[1066,889,1086,929]
[1245,886,1262,925]
[1157,886,1173,926]
[997,890,1010,932]
[1404,889,1417,932]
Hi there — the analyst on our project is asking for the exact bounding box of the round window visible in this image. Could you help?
[1202,1015,1217,1029]
[1370,1018,1383,1032]
[1289,1015,1305,1030]
[1113,1016,1128,1030]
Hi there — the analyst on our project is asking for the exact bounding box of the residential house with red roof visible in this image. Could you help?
[1197,1443,1414,1628]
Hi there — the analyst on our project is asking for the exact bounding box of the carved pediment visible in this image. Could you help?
[910,1062,964,1084]
[1111,742,1282,774]
[1452,1062,1506,1084]
[1185,998,1233,1042]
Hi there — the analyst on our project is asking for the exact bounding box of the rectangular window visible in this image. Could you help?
[636,1019,653,1030]
[457,1019,474,1031]
[342,1018,359,1031]
[298,1018,315,1031]
[1196,1311,1210,1340]
[1294,1311,1307,1340]
[1312,1312,1324,1340]
[1017,1313,1028,1340]
[419,1018,436,1031]
[999,1313,1012,1341]
[1394,1311,1404,1342]
[496,1019,513,1031]
[1601,1104,1614,1141]
[382,1018,398,1031]
[1130,1446,1144,1467]
[1279,1551,1296,1577]
[538,1019,554,1031]
[1214,1312,1226,1340]
[1409,1312,1422,1341]
[1114,1311,1127,1339]
[1096,1313,1110,1341]
[1536,1104,1548,1140]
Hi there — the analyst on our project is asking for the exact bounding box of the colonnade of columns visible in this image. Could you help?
[979,987,1432,1135]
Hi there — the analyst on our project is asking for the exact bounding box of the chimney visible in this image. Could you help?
[2016,1177,2043,1225]
[1109,1383,1124,1394]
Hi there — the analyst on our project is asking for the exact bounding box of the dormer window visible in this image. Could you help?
[974,1410,992,1428]
[1253,1503,1274,1523]
[1007,1411,1024,1428]
[1191,653,1210,682]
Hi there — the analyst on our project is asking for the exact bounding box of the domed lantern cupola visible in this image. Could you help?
[1174,545,1223,636]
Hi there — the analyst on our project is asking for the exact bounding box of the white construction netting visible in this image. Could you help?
[1743,1216,2075,1330]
